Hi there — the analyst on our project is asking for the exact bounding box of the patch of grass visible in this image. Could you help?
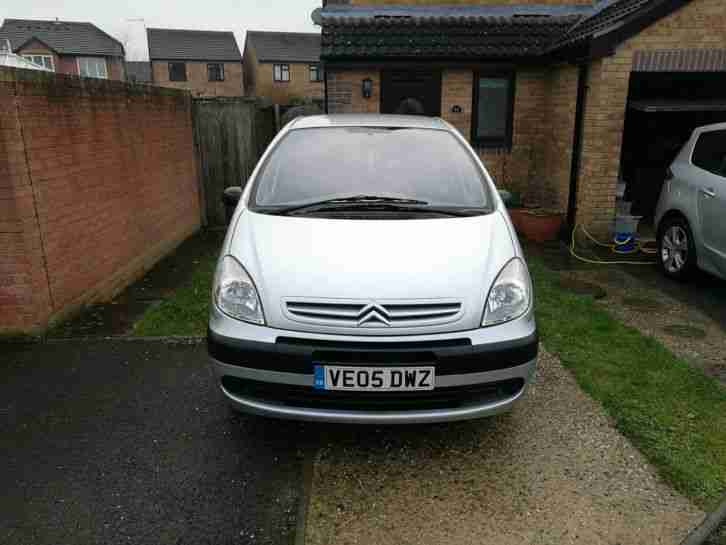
[131,251,218,337]
[530,256,726,510]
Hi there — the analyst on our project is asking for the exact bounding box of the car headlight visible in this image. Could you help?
[482,258,531,327]
[213,255,265,324]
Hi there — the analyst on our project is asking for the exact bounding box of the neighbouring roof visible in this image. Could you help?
[147,28,242,62]
[126,61,152,82]
[245,31,321,63]
[315,0,694,61]
[0,18,124,57]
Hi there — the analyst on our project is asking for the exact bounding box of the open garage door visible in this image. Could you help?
[620,71,726,222]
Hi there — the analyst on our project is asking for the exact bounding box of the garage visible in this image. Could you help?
[618,52,726,224]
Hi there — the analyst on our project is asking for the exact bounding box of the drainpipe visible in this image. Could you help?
[567,63,590,231]
[324,63,329,114]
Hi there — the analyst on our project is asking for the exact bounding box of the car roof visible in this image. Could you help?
[288,114,451,131]
[694,122,726,135]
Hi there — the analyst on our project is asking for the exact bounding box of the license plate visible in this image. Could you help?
[313,365,435,391]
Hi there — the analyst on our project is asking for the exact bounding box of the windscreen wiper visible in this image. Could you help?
[270,194,430,215]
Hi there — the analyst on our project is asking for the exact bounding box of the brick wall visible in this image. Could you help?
[575,0,726,234]
[327,69,380,113]
[540,64,579,212]
[0,67,201,334]
[327,66,552,205]
[248,61,324,105]
[152,61,244,97]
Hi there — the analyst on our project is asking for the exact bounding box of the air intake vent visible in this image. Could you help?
[284,299,463,329]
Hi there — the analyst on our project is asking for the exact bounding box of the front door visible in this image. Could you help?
[692,128,726,273]
[380,70,442,116]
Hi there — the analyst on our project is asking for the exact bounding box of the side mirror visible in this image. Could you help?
[222,186,242,206]
[498,189,513,206]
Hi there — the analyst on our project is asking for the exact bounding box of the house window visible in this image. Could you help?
[23,54,54,71]
[472,72,515,148]
[208,63,224,82]
[77,57,107,79]
[273,64,290,82]
[168,62,187,82]
[309,64,323,82]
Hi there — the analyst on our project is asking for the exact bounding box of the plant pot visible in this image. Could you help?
[517,211,564,243]
[507,207,526,232]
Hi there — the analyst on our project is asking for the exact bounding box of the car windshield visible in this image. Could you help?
[250,127,492,210]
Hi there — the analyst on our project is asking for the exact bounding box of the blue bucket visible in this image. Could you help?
[614,233,636,253]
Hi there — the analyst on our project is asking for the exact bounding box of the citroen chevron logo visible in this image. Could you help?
[357,304,390,327]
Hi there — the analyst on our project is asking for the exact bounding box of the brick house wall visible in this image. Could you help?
[575,0,726,233]
[244,45,323,104]
[152,60,244,97]
[0,67,201,334]
[15,40,125,80]
[327,66,553,206]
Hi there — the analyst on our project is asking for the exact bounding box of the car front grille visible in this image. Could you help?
[283,299,463,329]
[221,376,525,412]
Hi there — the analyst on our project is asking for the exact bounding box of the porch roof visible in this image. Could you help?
[314,0,695,62]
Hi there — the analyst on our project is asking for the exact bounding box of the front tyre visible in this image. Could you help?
[657,216,696,281]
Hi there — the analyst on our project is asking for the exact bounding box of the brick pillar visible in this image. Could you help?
[575,54,633,235]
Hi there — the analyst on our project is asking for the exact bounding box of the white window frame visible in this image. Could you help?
[23,54,54,71]
[273,63,290,82]
[77,57,108,79]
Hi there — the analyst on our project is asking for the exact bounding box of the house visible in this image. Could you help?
[147,28,243,97]
[126,61,152,84]
[314,0,726,235]
[243,31,323,105]
[0,18,125,79]
[0,38,52,71]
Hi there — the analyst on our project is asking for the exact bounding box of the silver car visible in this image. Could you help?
[208,115,537,424]
[655,123,726,281]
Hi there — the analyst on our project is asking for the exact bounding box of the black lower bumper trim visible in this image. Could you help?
[222,376,525,411]
[208,329,538,376]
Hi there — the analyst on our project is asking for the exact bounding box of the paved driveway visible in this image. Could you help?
[1,340,306,545]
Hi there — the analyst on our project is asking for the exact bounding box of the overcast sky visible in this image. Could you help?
[3,0,321,60]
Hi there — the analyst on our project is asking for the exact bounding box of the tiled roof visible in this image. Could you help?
[245,31,321,63]
[126,61,152,82]
[553,0,655,49]
[0,18,124,57]
[316,0,694,61]
[316,4,590,59]
[147,28,241,61]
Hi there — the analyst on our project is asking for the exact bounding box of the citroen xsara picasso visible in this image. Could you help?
[207,115,538,424]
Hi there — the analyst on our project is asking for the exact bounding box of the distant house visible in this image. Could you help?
[147,28,243,97]
[243,31,322,105]
[126,61,152,84]
[0,18,125,79]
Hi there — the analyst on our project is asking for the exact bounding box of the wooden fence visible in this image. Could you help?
[192,97,276,226]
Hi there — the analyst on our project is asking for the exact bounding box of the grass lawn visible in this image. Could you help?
[131,250,218,337]
[529,256,726,510]
[131,244,726,508]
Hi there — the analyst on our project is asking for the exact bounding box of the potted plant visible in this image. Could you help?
[516,207,564,242]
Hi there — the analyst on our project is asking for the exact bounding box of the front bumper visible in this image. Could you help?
[208,313,538,424]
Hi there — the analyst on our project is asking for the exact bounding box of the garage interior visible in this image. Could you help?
[619,72,726,224]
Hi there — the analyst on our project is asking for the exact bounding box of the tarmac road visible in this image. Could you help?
[1,340,307,545]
